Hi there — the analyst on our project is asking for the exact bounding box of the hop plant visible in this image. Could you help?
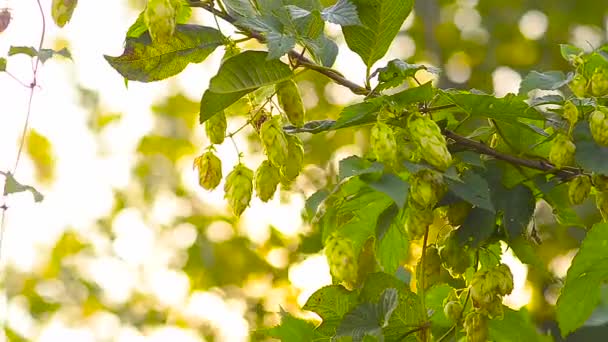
[591,68,608,97]
[470,263,513,314]
[439,233,472,277]
[417,245,442,290]
[569,74,588,98]
[280,134,304,182]
[562,100,579,127]
[405,205,433,240]
[596,191,608,222]
[144,0,176,43]
[370,121,398,165]
[443,300,463,322]
[52,0,78,27]
[492,264,514,296]
[408,115,452,170]
[593,174,608,192]
[464,312,489,342]
[255,160,280,202]
[193,151,222,190]
[324,232,358,288]
[409,169,445,209]
[447,201,472,226]
[260,116,289,168]
[276,80,305,127]
[569,175,591,205]
[549,133,575,168]
[224,163,254,217]
[589,108,608,146]
[205,111,227,144]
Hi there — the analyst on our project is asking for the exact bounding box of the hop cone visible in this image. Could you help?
[370,121,397,164]
[280,134,304,183]
[596,191,608,222]
[417,245,442,290]
[464,312,489,342]
[52,0,78,27]
[439,233,472,277]
[443,301,463,322]
[568,175,591,205]
[549,133,575,168]
[410,169,445,209]
[144,0,176,43]
[492,264,514,296]
[569,74,588,98]
[276,80,305,127]
[562,100,579,127]
[224,164,254,217]
[408,115,452,170]
[193,151,222,190]
[593,174,608,192]
[255,160,280,202]
[405,205,433,240]
[205,111,227,144]
[325,233,358,288]
[591,68,608,97]
[260,116,289,168]
[590,109,608,146]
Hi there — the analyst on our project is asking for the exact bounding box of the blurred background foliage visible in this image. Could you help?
[1,0,607,341]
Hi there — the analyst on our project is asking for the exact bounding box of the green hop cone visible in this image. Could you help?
[276,80,305,127]
[596,191,608,222]
[255,160,280,202]
[324,233,358,288]
[593,174,608,192]
[569,74,588,98]
[193,151,222,190]
[568,175,592,205]
[52,0,78,27]
[410,169,445,209]
[260,116,289,168]
[224,164,254,217]
[417,245,442,290]
[405,205,433,240]
[443,301,463,322]
[470,270,497,309]
[549,133,575,168]
[562,100,579,127]
[280,134,304,183]
[464,312,489,342]
[205,111,227,144]
[589,109,608,146]
[408,115,452,170]
[144,0,176,43]
[439,233,472,277]
[370,121,398,165]
[492,263,514,296]
[591,68,608,97]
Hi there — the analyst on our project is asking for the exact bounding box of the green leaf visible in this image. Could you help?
[333,102,381,130]
[489,308,545,342]
[557,222,608,337]
[445,170,495,212]
[105,25,224,82]
[199,89,251,124]
[425,284,453,330]
[8,46,38,58]
[388,82,435,108]
[499,184,535,239]
[376,60,440,91]
[266,31,296,59]
[336,288,398,342]
[304,285,359,321]
[305,189,330,219]
[303,34,339,67]
[456,207,496,247]
[126,2,192,39]
[284,119,337,134]
[518,71,574,95]
[209,51,293,93]
[268,309,316,341]
[534,176,584,227]
[223,0,258,18]
[1,171,44,202]
[560,44,584,62]
[363,173,409,208]
[0,57,6,71]
[321,0,361,26]
[439,91,543,122]
[38,48,72,63]
[338,156,384,181]
[376,207,409,274]
[342,0,414,68]
[510,238,553,279]
[573,122,608,174]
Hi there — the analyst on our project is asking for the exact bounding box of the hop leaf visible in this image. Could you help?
[260,116,289,168]
[439,232,472,277]
[408,115,452,170]
[549,133,575,168]
[255,160,280,202]
[568,175,592,205]
[324,232,358,288]
[562,100,579,127]
[224,163,254,216]
[193,151,222,190]
[591,68,608,97]
[52,0,78,27]
[276,80,305,127]
[464,312,489,342]
[589,108,608,146]
[569,74,588,98]
[144,0,177,43]
[280,134,304,183]
[205,111,227,144]
[409,169,445,209]
[370,121,397,165]
[446,201,472,226]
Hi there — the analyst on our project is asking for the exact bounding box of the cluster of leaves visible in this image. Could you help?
[98,0,608,341]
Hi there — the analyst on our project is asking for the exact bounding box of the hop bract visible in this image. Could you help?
[464,312,489,342]
[408,115,452,170]
[52,0,78,27]
[280,134,304,182]
[589,109,608,146]
[410,169,445,209]
[205,111,227,144]
[568,175,591,205]
[324,233,358,288]
[371,121,397,165]
[260,116,289,168]
[569,74,588,98]
[276,80,305,127]
[549,133,575,168]
[562,100,579,127]
[144,0,176,43]
[224,164,254,217]
[591,68,608,97]
[193,151,222,190]
[593,174,608,192]
[255,160,280,202]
